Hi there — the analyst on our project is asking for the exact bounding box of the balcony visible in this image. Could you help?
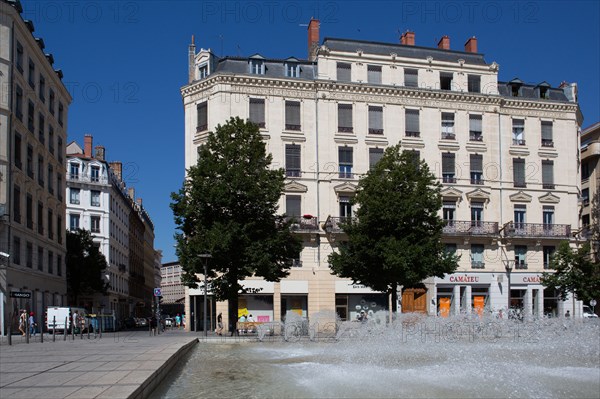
[406,131,420,138]
[471,261,485,269]
[196,124,208,133]
[285,215,319,232]
[514,260,528,270]
[469,133,483,142]
[442,176,457,184]
[504,223,571,239]
[542,184,555,189]
[441,132,456,140]
[324,216,351,234]
[471,178,485,185]
[443,220,499,236]
[541,139,554,147]
[285,124,301,131]
[369,128,384,135]
[66,173,108,184]
[338,126,354,133]
[512,139,526,146]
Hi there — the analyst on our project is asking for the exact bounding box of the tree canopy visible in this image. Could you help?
[66,229,109,305]
[328,146,459,312]
[171,117,302,326]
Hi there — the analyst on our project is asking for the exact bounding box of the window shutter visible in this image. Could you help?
[542,160,554,185]
[337,63,351,82]
[512,119,524,134]
[338,104,353,130]
[405,109,419,133]
[541,121,553,140]
[285,101,301,126]
[513,159,525,185]
[286,195,301,218]
[249,98,265,126]
[404,69,418,87]
[367,65,382,84]
[368,106,383,132]
[442,153,455,174]
[197,102,207,130]
[469,115,482,133]
[442,113,454,132]
[468,75,481,93]
[369,148,384,169]
[470,154,483,172]
[339,147,353,164]
[286,144,301,173]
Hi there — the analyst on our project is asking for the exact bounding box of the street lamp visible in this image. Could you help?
[198,254,212,337]
[505,260,514,312]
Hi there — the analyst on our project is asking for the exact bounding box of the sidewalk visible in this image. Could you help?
[0,329,197,399]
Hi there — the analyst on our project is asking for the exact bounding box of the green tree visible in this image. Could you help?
[329,146,459,312]
[542,241,600,305]
[66,229,109,305]
[171,117,301,330]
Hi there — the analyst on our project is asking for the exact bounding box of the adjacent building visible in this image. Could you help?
[181,21,584,329]
[1,0,72,335]
[580,122,600,238]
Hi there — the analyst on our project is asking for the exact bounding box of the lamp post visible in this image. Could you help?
[198,254,211,337]
[505,260,514,313]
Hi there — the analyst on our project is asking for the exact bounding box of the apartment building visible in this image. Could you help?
[181,21,582,328]
[1,0,72,334]
[580,122,600,236]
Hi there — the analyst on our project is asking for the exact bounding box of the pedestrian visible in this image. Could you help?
[29,312,36,336]
[72,311,79,333]
[216,313,223,335]
[175,314,181,328]
[18,310,27,336]
[565,310,571,318]
[182,314,186,328]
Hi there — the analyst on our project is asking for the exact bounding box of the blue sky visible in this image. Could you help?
[27,0,599,262]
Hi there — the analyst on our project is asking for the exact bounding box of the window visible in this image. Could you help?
[38,246,44,271]
[404,68,418,87]
[48,209,53,239]
[369,148,384,170]
[471,201,484,226]
[470,154,483,184]
[441,113,455,139]
[39,75,46,102]
[467,75,481,93]
[367,65,382,84]
[368,106,383,134]
[285,195,301,221]
[69,163,79,180]
[338,104,353,133]
[405,109,420,137]
[48,125,54,155]
[541,121,553,147]
[199,64,208,79]
[49,89,55,115]
[443,201,455,222]
[91,190,101,206]
[514,204,526,230]
[58,216,63,243]
[27,145,34,178]
[38,113,45,143]
[26,194,33,229]
[70,214,80,230]
[515,245,527,269]
[57,175,63,202]
[582,188,590,206]
[337,62,351,82]
[58,103,64,126]
[13,237,21,265]
[250,59,264,75]
[196,102,208,132]
[285,144,301,177]
[339,196,352,219]
[91,216,101,233]
[404,150,421,167]
[445,244,457,255]
[442,153,456,183]
[249,98,265,128]
[469,115,482,141]
[15,85,23,121]
[13,186,21,223]
[37,156,44,187]
[28,101,35,132]
[70,188,80,204]
[48,164,54,194]
[582,161,590,181]
[440,72,453,90]
[57,255,62,276]
[543,206,554,226]
[48,251,54,274]
[91,165,100,182]
[28,58,35,88]
[512,119,525,145]
[37,202,44,234]
[285,101,301,131]
[26,242,33,268]
[543,246,555,269]
[513,159,526,187]
[58,137,63,165]
[14,133,22,169]
[542,160,554,189]
[471,244,484,268]
[285,63,299,78]
[16,41,24,72]
[339,147,353,178]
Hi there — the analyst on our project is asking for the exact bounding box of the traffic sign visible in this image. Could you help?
[153,288,162,297]
[10,291,31,298]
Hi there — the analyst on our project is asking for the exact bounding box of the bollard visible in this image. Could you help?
[25,315,30,344]
[52,316,56,342]
[64,317,68,341]
[99,316,102,339]
[8,314,12,346]
[40,315,44,343]
[72,319,75,340]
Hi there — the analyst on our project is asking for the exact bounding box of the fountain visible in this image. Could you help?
[150,313,600,398]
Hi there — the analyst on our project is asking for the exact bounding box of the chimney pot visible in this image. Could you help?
[95,146,105,161]
[307,18,320,61]
[464,36,477,53]
[401,31,415,46]
[109,161,123,181]
[84,135,93,158]
[438,35,450,50]
[128,187,135,200]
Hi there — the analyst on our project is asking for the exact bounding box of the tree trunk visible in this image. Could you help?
[391,282,398,313]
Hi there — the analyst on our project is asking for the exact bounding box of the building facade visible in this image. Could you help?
[181,21,583,329]
[580,122,600,237]
[1,0,72,335]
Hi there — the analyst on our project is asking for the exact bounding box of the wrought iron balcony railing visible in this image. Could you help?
[324,216,351,234]
[443,220,499,236]
[285,215,319,232]
[504,222,571,239]
[66,173,108,184]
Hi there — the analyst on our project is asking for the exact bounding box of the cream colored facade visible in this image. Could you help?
[182,23,583,330]
[580,122,600,236]
[1,0,72,335]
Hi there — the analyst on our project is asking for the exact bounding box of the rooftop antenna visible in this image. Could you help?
[237,44,241,57]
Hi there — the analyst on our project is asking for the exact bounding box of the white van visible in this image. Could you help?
[46,307,88,332]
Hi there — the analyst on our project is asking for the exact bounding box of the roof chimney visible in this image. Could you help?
[109,161,122,181]
[84,135,93,158]
[307,18,320,61]
[400,31,415,46]
[464,37,477,53]
[437,35,450,50]
[188,35,196,84]
[128,187,135,200]
[95,146,105,161]
[136,198,143,207]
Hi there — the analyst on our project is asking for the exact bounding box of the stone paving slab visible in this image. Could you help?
[0,330,197,399]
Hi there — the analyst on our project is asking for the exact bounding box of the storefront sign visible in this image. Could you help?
[510,273,543,285]
[10,292,31,299]
[335,280,381,294]
[435,273,494,284]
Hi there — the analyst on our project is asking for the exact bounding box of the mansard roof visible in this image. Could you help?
[213,56,317,80]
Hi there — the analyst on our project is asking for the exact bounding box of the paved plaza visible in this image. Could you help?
[0,329,198,399]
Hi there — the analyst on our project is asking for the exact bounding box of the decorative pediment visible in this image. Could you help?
[509,191,532,203]
[466,188,491,204]
[441,187,463,200]
[284,181,308,193]
[333,182,357,194]
[538,192,560,204]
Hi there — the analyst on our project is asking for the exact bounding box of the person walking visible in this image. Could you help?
[565,310,571,318]
[28,312,36,336]
[216,313,223,335]
[175,314,181,328]
[18,310,27,336]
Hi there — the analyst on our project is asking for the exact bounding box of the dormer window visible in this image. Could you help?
[250,59,265,75]
[508,78,523,97]
[199,64,208,79]
[285,62,300,78]
[536,81,551,99]
[440,72,453,91]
